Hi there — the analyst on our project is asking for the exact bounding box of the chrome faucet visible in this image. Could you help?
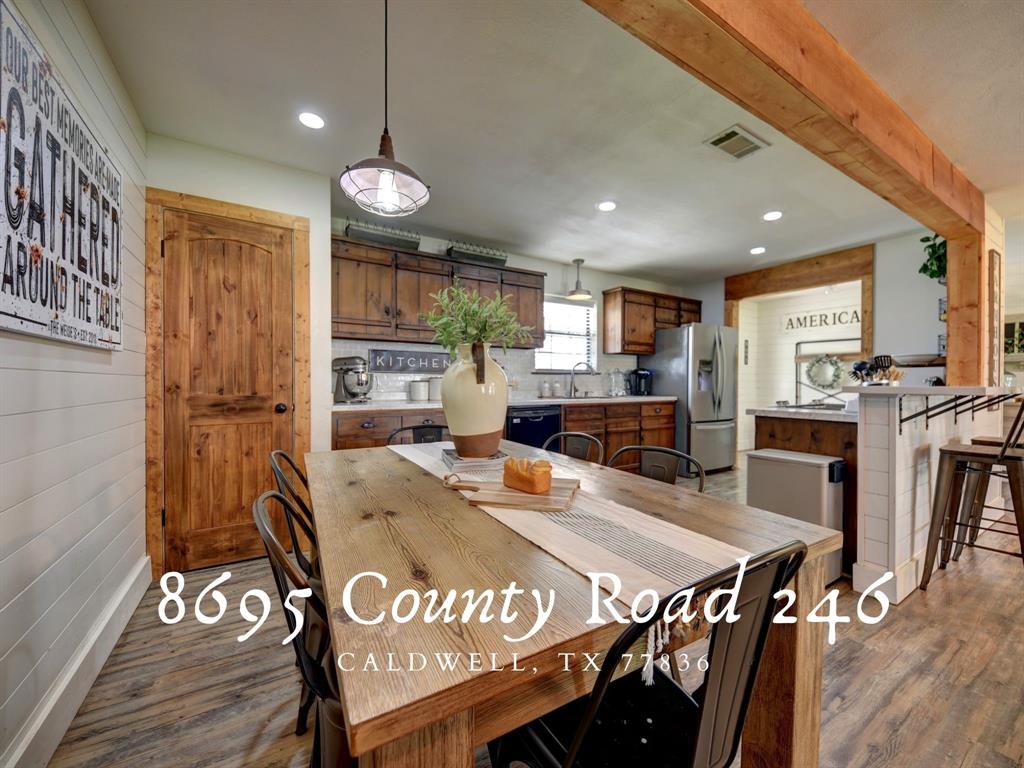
[570,361,598,398]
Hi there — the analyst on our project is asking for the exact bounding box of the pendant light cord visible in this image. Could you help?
[384,0,389,133]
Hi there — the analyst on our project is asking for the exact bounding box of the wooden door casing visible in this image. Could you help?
[163,209,294,572]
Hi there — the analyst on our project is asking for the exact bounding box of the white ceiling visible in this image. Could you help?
[803,0,1024,221]
[85,0,922,282]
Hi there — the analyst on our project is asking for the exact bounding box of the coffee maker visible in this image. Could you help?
[333,356,374,403]
[627,368,653,396]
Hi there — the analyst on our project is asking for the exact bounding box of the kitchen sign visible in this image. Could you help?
[0,0,123,349]
[781,306,860,334]
[369,348,451,373]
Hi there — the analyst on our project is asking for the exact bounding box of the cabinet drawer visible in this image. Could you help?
[335,413,401,440]
[401,410,445,427]
[641,402,675,419]
[606,403,640,419]
[655,306,679,327]
[563,405,605,425]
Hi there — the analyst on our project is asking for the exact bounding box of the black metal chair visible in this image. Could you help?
[253,491,353,768]
[542,431,605,464]
[269,450,322,735]
[387,424,448,444]
[487,541,807,768]
[607,445,706,492]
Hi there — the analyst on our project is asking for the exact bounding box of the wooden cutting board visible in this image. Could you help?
[443,476,580,512]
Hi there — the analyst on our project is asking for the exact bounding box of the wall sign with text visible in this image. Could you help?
[781,306,861,333]
[368,348,451,373]
[0,0,123,349]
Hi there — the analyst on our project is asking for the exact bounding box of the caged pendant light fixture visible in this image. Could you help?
[338,0,429,217]
[565,259,592,301]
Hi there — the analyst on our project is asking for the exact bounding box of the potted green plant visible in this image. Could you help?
[919,233,947,284]
[421,279,533,457]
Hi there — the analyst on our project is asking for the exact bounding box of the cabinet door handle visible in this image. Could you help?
[654,407,662,414]
[361,421,376,429]
[395,308,402,317]
[383,306,391,317]
[422,418,434,424]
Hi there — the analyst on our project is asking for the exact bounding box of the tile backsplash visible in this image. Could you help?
[331,339,619,401]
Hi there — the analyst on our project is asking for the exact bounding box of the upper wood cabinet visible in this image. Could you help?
[602,287,702,355]
[331,237,545,348]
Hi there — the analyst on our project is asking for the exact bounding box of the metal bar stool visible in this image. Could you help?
[541,431,605,464]
[951,429,1024,559]
[607,445,706,492]
[920,404,1024,590]
[387,423,448,444]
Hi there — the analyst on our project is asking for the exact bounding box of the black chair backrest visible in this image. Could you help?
[252,491,332,700]
[387,424,448,445]
[541,431,605,464]
[607,445,707,492]
[269,450,315,577]
[998,400,1024,462]
[562,540,806,768]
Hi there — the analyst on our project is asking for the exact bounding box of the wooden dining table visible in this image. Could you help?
[305,440,842,767]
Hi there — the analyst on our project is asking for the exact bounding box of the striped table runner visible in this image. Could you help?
[389,442,750,605]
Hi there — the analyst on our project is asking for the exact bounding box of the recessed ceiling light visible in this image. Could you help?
[750,246,766,255]
[298,112,325,129]
[762,210,783,221]
[596,201,617,212]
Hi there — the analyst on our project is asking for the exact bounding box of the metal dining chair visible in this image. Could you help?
[607,445,706,492]
[387,423,448,444]
[487,541,806,768]
[253,491,353,768]
[541,431,605,464]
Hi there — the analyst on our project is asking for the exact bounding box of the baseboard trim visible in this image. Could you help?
[1,555,151,768]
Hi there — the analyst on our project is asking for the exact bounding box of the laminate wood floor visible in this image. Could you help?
[49,462,1023,768]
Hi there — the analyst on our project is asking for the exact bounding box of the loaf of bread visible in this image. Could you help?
[503,458,553,495]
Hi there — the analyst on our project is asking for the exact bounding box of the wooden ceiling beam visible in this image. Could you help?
[582,0,985,239]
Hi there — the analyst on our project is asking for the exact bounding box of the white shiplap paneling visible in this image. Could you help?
[0,1,149,766]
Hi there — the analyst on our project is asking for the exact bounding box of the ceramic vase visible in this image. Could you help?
[441,342,507,457]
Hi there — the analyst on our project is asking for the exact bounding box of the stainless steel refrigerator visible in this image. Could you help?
[640,324,738,473]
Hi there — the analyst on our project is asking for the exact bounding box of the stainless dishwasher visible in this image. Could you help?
[505,406,562,449]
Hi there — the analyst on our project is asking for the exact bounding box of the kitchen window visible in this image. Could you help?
[534,297,597,372]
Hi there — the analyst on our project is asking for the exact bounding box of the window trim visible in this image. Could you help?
[533,295,598,374]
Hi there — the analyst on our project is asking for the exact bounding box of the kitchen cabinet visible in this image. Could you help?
[602,287,702,355]
[395,254,451,341]
[562,401,676,472]
[332,408,449,449]
[331,237,544,348]
[331,241,395,339]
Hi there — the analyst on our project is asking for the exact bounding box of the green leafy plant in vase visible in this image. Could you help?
[420,279,533,457]
[919,233,947,284]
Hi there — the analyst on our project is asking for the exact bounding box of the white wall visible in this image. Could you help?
[736,281,862,450]
[147,134,333,450]
[676,279,725,325]
[1006,217,1024,317]
[0,2,150,765]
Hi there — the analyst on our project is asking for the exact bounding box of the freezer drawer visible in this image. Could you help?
[687,420,736,472]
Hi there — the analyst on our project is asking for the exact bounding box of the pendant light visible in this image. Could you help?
[339,0,429,217]
[566,259,592,301]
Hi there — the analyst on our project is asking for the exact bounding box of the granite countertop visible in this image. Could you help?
[332,395,677,412]
[746,406,858,423]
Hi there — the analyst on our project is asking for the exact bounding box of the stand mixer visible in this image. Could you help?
[333,356,374,403]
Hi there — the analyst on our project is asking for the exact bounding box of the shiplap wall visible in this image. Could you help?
[0,2,149,765]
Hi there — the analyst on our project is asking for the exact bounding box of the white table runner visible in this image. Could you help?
[389,442,750,604]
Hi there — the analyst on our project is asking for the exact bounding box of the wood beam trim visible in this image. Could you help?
[583,0,983,238]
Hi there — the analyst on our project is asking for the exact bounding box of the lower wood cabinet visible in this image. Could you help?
[333,409,451,449]
[562,401,676,472]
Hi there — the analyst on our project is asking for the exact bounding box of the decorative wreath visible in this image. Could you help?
[806,353,843,390]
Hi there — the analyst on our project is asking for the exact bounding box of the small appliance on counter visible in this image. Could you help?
[608,369,628,397]
[333,356,374,403]
[627,368,652,396]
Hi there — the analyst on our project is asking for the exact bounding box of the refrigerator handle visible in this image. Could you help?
[711,329,721,416]
[715,328,726,414]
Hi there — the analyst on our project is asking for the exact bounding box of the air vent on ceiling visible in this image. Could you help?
[705,124,770,159]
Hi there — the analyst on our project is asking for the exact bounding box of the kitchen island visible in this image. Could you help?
[846,386,1015,603]
[747,405,858,575]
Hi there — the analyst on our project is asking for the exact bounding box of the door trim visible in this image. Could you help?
[144,188,311,578]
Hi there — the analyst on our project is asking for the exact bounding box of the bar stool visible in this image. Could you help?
[541,431,605,464]
[919,404,1024,590]
[951,432,1024,559]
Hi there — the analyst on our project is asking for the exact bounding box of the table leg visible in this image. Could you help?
[1006,462,1024,558]
[364,709,473,768]
[742,556,826,768]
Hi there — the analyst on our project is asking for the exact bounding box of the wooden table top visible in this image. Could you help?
[304,441,842,755]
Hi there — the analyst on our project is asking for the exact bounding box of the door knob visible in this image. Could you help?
[274,403,288,413]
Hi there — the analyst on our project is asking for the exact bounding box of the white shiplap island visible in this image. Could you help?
[846,385,1017,602]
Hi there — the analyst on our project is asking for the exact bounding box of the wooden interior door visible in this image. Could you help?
[163,209,293,572]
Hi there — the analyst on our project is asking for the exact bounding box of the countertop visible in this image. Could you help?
[332,395,677,412]
[841,385,1020,397]
[746,406,858,423]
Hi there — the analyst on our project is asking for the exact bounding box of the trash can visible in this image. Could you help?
[746,449,845,584]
